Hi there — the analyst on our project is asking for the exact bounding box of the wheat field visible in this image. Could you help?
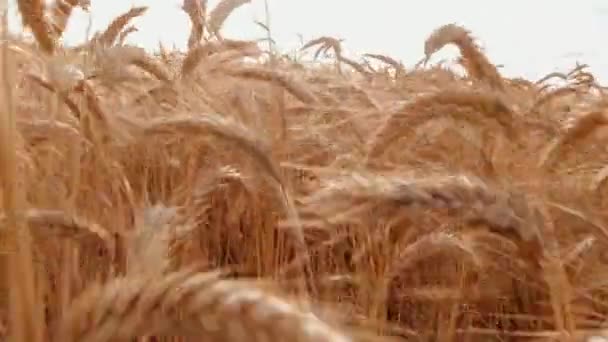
[2,0,608,341]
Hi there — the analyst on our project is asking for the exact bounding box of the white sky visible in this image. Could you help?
[7,0,608,82]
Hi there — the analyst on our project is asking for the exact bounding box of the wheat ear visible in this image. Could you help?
[48,0,84,38]
[117,26,137,46]
[55,267,352,342]
[222,67,319,104]
[93,46,172,83]
[25,73,83,118]
[365,89,516,161]
[183,0,206,49]
[424,23,503,90]
[17,0,57,54]
[0,209,115,254]
[363,53,406,77]
[96,6,148,47]
[180,39,258,77]
[291,171,537,243]
[207,0,251,36]
[538,111,608,168]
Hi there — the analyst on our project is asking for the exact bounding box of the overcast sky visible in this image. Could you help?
[7,0,608,82]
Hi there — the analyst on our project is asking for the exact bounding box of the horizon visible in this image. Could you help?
[7,0,608,83]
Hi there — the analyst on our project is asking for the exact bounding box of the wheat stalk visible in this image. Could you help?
[0,17,45,340]
[141,114,306,252]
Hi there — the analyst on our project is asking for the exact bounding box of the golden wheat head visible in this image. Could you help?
[55,268,352,342]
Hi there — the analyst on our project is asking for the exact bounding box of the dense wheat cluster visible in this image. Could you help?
[2,0,608,341]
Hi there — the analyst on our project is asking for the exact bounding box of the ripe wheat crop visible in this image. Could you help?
[2,1,608,341]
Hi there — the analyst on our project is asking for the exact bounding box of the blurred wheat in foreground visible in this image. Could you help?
[3,0,608,341]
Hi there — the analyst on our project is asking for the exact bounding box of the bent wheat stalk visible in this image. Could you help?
[141,114,307,256]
